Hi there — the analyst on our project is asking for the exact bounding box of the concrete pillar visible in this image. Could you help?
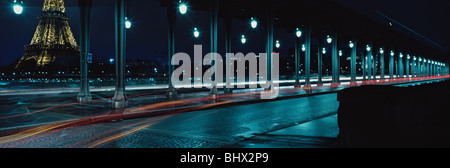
[112,0,128,108]
[77,0,92,102]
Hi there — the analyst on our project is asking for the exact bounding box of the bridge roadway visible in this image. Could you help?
[0,77,448,148]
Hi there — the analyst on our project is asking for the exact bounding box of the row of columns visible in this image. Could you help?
[77,0,447,109]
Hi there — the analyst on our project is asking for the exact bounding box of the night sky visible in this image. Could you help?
[1,0,449,67]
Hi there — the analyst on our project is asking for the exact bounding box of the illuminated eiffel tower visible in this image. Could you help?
[15,0,80,71]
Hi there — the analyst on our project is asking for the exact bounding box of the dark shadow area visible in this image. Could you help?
[337,79,450,147]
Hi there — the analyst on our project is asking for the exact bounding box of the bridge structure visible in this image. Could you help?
[72,0,448,108]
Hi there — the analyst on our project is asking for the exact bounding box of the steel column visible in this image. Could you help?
[77,0,92,102]
[224,4,233,94]
[294,37,300,87]
[304,24,311,88]
[209,0,219,96]
[112,0,128,108]
[165,0,177,98]
[350,40,357,81]
[331,33,339,85]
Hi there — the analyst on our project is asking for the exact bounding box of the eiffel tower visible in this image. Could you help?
[15,0,80,72]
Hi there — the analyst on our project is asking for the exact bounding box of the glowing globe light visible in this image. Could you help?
[349,41,354,48]
[296,28,302,38]
[322,48,326,54]
[193,27,199,38]
[380,48,384,54]
[250,17,257,29]
[125,17,132,29]
[275,40,280,48]
[339,50,343,57]
[241,35,246,44]
[399,53,403,58]
[301,44,306,52]
[326,35,332,44]
[13,0,23,15]
[390,51,395,57]
[366,45,371,51]
[179,3,187,15]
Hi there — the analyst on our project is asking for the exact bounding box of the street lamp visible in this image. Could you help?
[12,0,23,15]
[366,45,371,51]
[380,48,384,54]
[241,35,246,44]
[193,27,199,38]
[349,41,354,48]
[390,51,395,57]
[125,17,132,29]
[275,40,280,48]
[326,35,332,44]
[301,44,306,52]
[178,1,187,15]
[322,47,326,54]
[296,28,302,38]
[250,17,258,29]
[399,53,403,58]
[339,50,342,57]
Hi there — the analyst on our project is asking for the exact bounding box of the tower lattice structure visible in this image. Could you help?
[15,0,80,71]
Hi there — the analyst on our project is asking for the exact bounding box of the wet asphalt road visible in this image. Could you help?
[0,93,339,148]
